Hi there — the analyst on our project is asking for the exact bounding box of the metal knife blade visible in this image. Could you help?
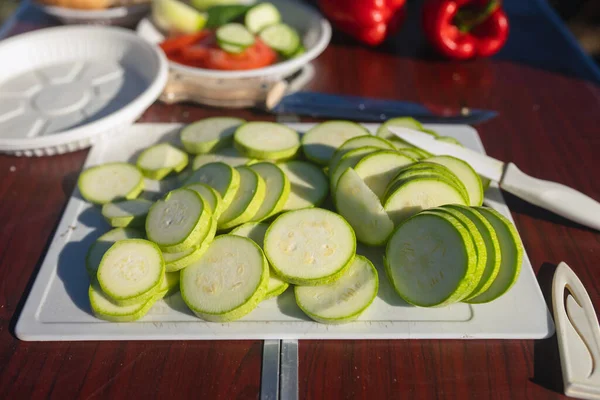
[388,127,505,181]
[268,92,498,125]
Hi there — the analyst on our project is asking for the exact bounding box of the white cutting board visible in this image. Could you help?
[15,123,555,341]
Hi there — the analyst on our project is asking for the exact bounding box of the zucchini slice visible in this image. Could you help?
[264,208,356,285]
[136,143,189,181]
[301,121,369,165]
[294,255,378,324]
[180,235,269,322]
[397,148,430,160]
[185,182,223,219]
[376,117,424,140]
[230,222,289,300]
[181,117,245,154]
[89,279,164,322]
[78,162,144,205]
[163,215,217,272]
[85,227,145,279]
[245,2,281,33]
[329,146,378,192]
[328,135,396,173]
[216,23,255,48]
[97,239,165,306]
[101,199,153,228]
[353,150,415,199]
[466,207,523,304]
[426,155,484,206]
[185,162,241,212]
[146,188,211,253]
[334,168,394,246]
[234,122,300,161]
[192,147,253,170]
[218,166,266,230]
[258,23,301,57]
[385,211,477,307]
[248,162,290,222]
[277,161,328,211]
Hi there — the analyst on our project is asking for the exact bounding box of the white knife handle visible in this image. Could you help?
[501,163,600,231]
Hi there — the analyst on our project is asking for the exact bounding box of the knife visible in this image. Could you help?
[267,92,498,125]
[389,127,600,231]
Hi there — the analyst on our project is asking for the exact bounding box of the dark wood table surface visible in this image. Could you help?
[2,2,600,399]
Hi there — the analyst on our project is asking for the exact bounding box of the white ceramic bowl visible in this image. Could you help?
[0,25,168,156]
[136,0,331,108]
[35,2,151,28]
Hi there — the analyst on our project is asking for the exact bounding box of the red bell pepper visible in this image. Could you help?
[317,0,407,46]
[422,0,509,60]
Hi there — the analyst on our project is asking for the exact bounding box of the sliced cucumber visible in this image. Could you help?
[376,117,424,140]
[185,162,241,211]
[97,239,165,306]
[264,208,356,285]
[192,147,253,170]
[245,2,281,34]
[259,23,300,57]
[163,215,217,272]
[136,143,188,181]
[180,235,269,322]
[426,155,483,206]
[443,204,501,300]
[385,211,477,307]
[294,255,378,324]
[384,176,468,225]
[101,199,153,228]
[78,162,144,205]
[185,182,223,219]
[234,122,300,161]
[217,23,255,48]
[230,222,289,300]
[219,42,245,53]
[329,146,378,192]
[89,279,164,322]
[301,121,369,165]
[329,135,395,173]
[466,207,523,304]
[86,228,145,279]
[146,188,211,253]
[334,168,394,246]
[218,166,266,230]
[291,44,306,58]
[248,162,290,222]
[277,161,328,211]
[152,0,208,34]
[181,117,245,154]
[354,150,415,200]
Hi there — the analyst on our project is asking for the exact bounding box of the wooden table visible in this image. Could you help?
[1,1,600,399]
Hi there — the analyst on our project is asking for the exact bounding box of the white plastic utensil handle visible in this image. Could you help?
[501,163,600,231]
[552,262,600,400]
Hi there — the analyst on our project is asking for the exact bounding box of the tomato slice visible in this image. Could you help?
[204,38,278,70]
[159,31,210,55]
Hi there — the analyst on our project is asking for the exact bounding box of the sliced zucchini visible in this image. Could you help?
[426,155,484,206]
[97,239,165,306]
[385,211,477,307]
[443,204,501,300]
[230,222,289,300]
[421,128,440,137]
[301,121,369,165]
[278,161,328,211]
[248,162,290,222]
[78,162,144,205]
[180,235,269,322]
[136,143,189,181]
[163,215,217,272]
[164,271,181,296]
[218,166,266,230]
[328,135,396,172]
[234,122,300,161]
[397,148,430,160]
[466,207,523,304]
[481,177,491,191]
[334,168,394,246]
[192,147,253,170]
[101,199,153,228]
[146,188,211,253]
[264,208,356,285]
[329,146,378,192]
[185,162,241,212]
[85,227,145,279]
[436,136,463,146]
[89,279,164,322]
[384,175,468,225]
[353,150,415,199]
[152,0,207,34]
[389,137,415,150]
[181,117,245,154]
[259,23,300,57]
[216,23,255,49]
[294,255,378,324]
[184,182,223,219]
[245,2,281,34]
[376,117,424,140]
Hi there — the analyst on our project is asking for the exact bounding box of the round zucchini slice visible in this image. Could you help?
[181,117,245,154]
[78,162,144,205]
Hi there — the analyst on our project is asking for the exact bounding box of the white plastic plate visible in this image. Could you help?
[15,123,555,341]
